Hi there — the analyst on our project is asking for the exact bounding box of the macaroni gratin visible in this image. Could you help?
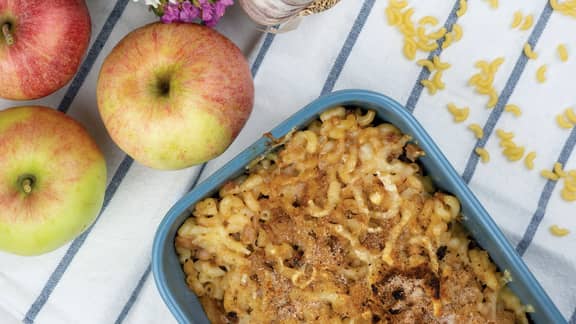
[175,107,528,323]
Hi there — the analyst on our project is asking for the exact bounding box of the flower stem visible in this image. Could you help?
[2,23,14,46]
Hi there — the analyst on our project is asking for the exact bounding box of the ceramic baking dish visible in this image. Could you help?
[152,89,565,324]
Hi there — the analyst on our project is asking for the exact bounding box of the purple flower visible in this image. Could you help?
[179,1,200,22]
[161,3,180,23]
[155,0,233,26]
[214,1,226,18]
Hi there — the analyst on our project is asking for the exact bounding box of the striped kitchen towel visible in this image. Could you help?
[1,0,575,323]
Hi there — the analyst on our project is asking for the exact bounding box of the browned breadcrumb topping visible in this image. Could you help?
[175,108,528,324]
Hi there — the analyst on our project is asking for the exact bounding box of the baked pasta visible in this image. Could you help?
[175,107,529,323]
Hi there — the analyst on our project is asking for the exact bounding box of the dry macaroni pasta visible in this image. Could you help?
[468,123,484,139]
[562,172,576,202]
[504,104,522,117]
[536,64,547,83]
[495,129,526,162]
[556,114,574,129]
[541,169,560,181]
[475,147,491,163]
[523,43,538,60]
[175,108,528,323]
[485,0,498,9]
[565,108,576,123]
[511,11,523,28]
[386,3,445,61]
[469,58,504,108]
[520,14,534,31]
[558,44,569,62]
[447,103,469,123]
[524,152,536,170]
[551,0,576,18]
[549,225,570,237]
[456,0,467,17]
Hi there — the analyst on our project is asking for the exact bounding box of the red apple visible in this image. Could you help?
[0,0,91,100]
[97,23,254,170]
[0,106,106,256]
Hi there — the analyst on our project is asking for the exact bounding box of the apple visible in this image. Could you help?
[97,23,254,170]
[0,0,91,100]
[0,106,106,256]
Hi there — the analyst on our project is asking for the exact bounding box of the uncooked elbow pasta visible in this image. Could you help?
[447,103,469,123]
[549,225,570,237]
[475,147,490,163]
[175,107,529,323]
[485,0,498,9]
[562,171,576,202]
[386,2,445,61]
[504,104,522,117]
[468,123,484,139]
[550,0,576,18]
[541,169,560,181]
[523,43,538,60]
[524,151,536,170]
[520,14,534,30]
[536,64,547,83]
[556,108,576,129]
[495,129,526,162]
[511,11,523,28]
[456,0,467,17]
[511,12,534,30]
[557,44,569,62]
[469,58,504,108]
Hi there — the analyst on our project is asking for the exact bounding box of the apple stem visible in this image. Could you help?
[2,23,14,46]
[22,178,32,194]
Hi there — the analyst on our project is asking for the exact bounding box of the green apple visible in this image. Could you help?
[0,106,106,256]
[97,22,254,170]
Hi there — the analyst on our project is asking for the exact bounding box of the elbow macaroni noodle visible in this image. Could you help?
[468,123,484,139]
[175,108,529,323]
[550,0,576,18]
[504,104,522,117]
[523,43,538,60]
[485,0,498,9]
[557,44,569,62]
[447,103,469,123]
[386,2,447,61]
[556,108,576,129]
[475,147,491,163]
[469,58,504,108]
[456,0,468,17]
[536,64,548,83]
[524,151,537,170]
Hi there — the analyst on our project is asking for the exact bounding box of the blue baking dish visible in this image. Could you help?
[152,89,565,324]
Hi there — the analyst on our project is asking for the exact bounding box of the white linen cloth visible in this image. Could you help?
[1,0,575,323]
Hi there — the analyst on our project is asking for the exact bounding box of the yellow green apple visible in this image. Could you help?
[0,106,106,256]
[0,0,91,100]
[97,22,254,170]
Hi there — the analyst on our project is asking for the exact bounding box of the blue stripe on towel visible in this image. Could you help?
[461,2,553,184]
[320,0,376,96]
[114,264,151,324]
[114,163,207,324]
[24,156,134,324]
[405,0,461,113]
[516,127,576,256]
[58,0,130,114]
[23,1,132,323]
[251,33,276,77]
[114,29,278,322]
